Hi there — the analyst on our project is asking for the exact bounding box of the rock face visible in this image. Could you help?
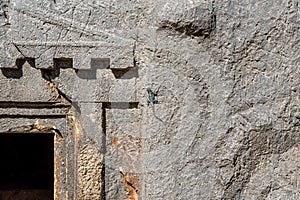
[0,0,299,199]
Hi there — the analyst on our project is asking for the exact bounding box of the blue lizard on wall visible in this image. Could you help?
[146,86,159,105]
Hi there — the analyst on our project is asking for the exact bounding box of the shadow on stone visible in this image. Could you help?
[76,58,110,80]
[76,69,97,79]
[0,59,27,79]
[158,6,216,37]
[41,58,73,80]
[103,102,139,109]
[1,58,35,79]
[72,101,82,114]
[111,67,139,79]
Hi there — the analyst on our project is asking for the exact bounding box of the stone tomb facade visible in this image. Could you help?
[0,45,140,199]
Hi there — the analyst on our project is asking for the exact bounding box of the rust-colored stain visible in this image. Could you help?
[33,120,63,140]
[113,137,118,148]
[73,118,82,142]
[45,79,60,100]
[120,171,139,200]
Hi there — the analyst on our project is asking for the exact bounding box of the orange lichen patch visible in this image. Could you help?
[113,137,118,148]
[120,171,139,200]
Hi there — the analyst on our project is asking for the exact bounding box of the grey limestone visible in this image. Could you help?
[0,0,299,199]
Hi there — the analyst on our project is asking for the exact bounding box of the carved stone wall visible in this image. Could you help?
[0,0,299,200]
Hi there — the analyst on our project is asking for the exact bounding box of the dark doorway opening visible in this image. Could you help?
[0,133,54,200]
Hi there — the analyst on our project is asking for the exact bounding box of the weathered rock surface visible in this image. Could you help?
[0,0,299,199]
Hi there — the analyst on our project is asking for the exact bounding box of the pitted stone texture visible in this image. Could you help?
[0,62,59,101]
[51,67,137,103]
[240,146,300,199]
[0,42,23,68]
[77,142,103,200]
[0,1,9,27]
[0,0,299,199]
[0,118,66,134]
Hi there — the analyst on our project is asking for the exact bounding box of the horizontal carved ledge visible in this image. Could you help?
[0,101,71,108]
[0,41,135,69]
